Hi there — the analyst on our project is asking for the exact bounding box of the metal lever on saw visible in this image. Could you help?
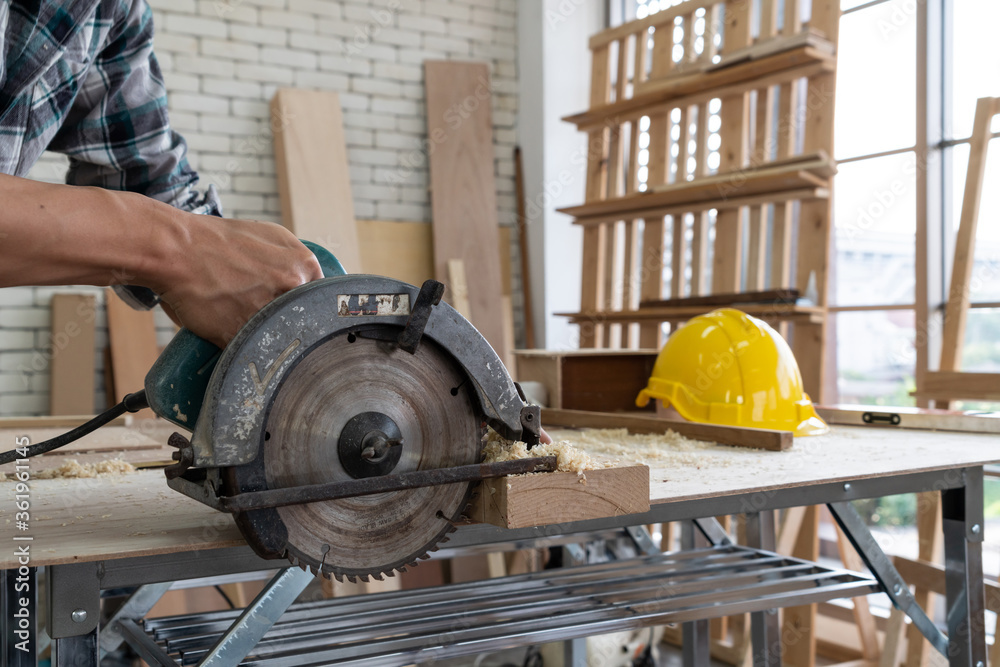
[397,279,446,354]
[144,240,346,431]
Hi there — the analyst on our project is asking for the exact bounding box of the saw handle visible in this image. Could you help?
[144,241,346,430]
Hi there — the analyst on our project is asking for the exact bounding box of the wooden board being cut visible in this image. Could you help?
[424,61,506,358]
[272,88,360,272]
[470,464,650,529]
[0,424,176,475]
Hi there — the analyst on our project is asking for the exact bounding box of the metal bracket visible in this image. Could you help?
[692,517,733,547]
[625,526,660,556]
[48,562,100,638]
[827,501,949,656]
[100,582,172,657]
[198,567,314,666]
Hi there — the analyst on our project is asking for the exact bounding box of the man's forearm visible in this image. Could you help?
[0,173,185,291]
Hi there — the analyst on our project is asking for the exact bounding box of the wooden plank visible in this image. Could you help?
[783,505,819,667]
[565,48,834,129]
[542,408,793,451]
[514,350,659,412]
[560,163,829,221]
[879,608,908,667]
[48,294,96,416]
[815,404,1000,435]
[835,524,880,660]
[915,371,1000,402]
[589,0,719,49]
[446,259,472,319]
[905,492,942,667]
[641,288,799,309]
[105,289,158,414]
[559,302,823,324]
[514,147,535,349]
[638,109,670,347]
[271,88,359,271]
[424,61,506,358]
[470,464,650,529]
[939,97,998,373]
[355,221,511,292]
[4,425,1000,569]
[579,225,606,348]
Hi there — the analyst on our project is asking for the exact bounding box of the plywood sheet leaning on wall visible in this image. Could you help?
[49,293,97,416]
[423,61,507,359]
[105,289,158,417]
[271,88,361,272]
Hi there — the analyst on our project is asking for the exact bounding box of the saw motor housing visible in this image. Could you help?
[146,261,541,579]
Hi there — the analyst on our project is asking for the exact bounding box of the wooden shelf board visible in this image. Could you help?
[563,47,834,129]
[559,163,830,220]
[556,303,825,323]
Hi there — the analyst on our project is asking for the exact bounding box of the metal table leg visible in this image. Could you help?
[942,467,987,667]
[746,511,780,667]
[681,521,710,667]
[52,629,98,667]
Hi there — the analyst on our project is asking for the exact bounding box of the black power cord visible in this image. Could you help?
[0,390,149,465]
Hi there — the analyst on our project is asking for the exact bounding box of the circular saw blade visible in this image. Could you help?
[260,331,481,581]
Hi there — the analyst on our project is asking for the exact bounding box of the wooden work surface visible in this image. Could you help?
[1,425,997,569]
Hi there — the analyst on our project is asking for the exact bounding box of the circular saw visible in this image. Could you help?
[142,251,547,581]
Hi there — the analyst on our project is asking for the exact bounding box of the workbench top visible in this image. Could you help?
[1,424,997,569]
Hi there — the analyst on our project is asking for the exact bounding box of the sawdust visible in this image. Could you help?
[481,429,604,475]
[554,428,735,469]
[30,458,136,479]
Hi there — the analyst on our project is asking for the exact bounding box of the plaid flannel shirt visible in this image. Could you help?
[0,0,221,306]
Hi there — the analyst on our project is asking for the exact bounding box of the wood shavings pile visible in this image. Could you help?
[548,427,736,469]
[481,429,605,473]
[31,458,136,479]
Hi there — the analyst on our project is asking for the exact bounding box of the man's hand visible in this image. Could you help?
[152,215,323,347]
[0,175,323,348]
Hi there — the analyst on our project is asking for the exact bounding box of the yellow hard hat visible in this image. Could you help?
[635,308,828,437]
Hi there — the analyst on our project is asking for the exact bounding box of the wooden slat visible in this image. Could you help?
[939,97,998,373]
[105,289,158,413]
[634,26,649,87]
[904,492,942,667]
[915,371,1000,402]
[560,164,829,220]
[542,408,793,451]
[446,259,472,319]
[49,294,96,416]
[784,504,819,667]
[601,220,620,348]
[747,83,773,292]
[589,0,720,49]
[424,61,506,358]
[641,288,799,309]
[638,109,670,348]
[470,464,650,530]
[671,214,688,298]
[565,49,835,129]
[579,225,605,348]
[560,302,824,324]
[271,88,360,271]
[835,524,879,660]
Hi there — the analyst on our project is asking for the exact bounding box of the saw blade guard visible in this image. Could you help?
[187,275,533,468]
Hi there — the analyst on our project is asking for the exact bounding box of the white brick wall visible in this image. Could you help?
[1,0,520,415]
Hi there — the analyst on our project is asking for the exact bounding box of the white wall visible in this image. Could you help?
[0,0,520,415]
[518,0,604,349]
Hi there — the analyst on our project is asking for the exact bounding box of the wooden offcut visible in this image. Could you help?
[105,289,159,415]
[470,464,650,529]
[49,293,97,416]
[271,88,360,272]
[542,408,792,451]
[424,61,506,358]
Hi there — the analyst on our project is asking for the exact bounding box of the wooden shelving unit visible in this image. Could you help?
[563,0,840,402]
